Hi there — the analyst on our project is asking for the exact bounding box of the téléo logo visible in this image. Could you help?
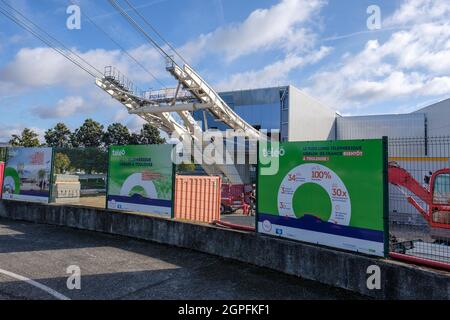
[112,149,126,157]
[263,147,285,158]
[262,220,272,232]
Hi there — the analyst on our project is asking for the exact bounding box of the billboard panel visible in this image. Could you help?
[258,139,387,257]
[107,145,174,217]
[2,147,53,204]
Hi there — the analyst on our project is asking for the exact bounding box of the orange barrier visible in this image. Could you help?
[174,175,221,224]
[0,162,4,198]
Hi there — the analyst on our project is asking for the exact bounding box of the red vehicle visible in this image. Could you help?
[221,183,255,215]
[388,162,450,239]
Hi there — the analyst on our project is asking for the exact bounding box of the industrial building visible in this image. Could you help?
[337,98,450,140]
[200,85,449,221]
[196,85,450,142]
[193,85,337,142]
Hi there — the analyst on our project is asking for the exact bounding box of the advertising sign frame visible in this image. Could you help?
[107,144,175,217]
[2,147,54,204]
[257,139,388,257]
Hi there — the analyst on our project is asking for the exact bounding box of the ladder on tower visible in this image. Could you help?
[165,60,262,140]
[96,65,254,184]
[95,0,265,183]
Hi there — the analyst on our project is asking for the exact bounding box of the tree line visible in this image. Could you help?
[9,119,166,149]
[6,119,197,174]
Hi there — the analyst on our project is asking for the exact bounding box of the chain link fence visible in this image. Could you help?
[51,148,108,208]
[389,136,450,266]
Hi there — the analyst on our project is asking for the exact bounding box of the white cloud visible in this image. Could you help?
[0,45,165,92]
[217,46,331,91]
[0,124,45,143]
[1,47,92,89]
[126,116,147,133]
[0,44,167,126]
[305,0,450,112]
[180,0,325,62]
[113,109,130,123]
[0,126,21,142]
[33,96,86,119]
[385,0,450,26]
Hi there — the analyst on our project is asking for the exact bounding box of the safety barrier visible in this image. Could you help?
[1,138,450,272]
[174,175,221,224]
[388,136,450,270]
[52,147,108,207]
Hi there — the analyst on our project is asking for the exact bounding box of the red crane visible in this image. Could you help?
[388,162,450,233]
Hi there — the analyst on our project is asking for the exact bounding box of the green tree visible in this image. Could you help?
[9,128,40,147]
[138,123,165,145]
[45,123,72,148]
[103,123,131,147]
[54,153,71,174]
[37,169,46,190]
[60,148,108,175]
[0,147,6,162]
[71,119,104,148]
[129,133,141,145]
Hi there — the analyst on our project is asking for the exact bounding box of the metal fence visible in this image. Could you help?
[176,161,257,229]
[388,136,450,266]
[1,138,449,269]
[51,148,108,208]
[0,147,6,162]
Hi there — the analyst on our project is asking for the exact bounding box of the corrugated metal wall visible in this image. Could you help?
[174,175,221,224]
[413,98,450,136]
[288,86,336,141]
[336,113,426,140]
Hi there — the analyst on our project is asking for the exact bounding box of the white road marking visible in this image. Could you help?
[0,268,70,300]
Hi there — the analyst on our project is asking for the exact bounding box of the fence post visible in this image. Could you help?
[382,136,390,258]
[255,140,260,234]
[105,146,111,210]
[48,147,55,204]
[171,146,176,220]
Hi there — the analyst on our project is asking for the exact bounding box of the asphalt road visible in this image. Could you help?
[0,218,363,300]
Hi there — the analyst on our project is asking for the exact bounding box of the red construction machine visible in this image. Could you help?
[220,183,255,216]
[388,162,450,240]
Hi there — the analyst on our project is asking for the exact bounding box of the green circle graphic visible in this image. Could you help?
[129,185,147,197]
[3,167,21,194]
[292,183,332,221]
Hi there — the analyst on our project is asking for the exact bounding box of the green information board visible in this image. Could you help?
[107,145,174,217]
[258,139,387,257]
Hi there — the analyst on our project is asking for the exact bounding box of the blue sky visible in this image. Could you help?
[0,0,449,141]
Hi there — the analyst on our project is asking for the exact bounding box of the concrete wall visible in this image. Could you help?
[0,200,448,299]
[288,86,337,141]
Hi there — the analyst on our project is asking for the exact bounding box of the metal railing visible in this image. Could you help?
[147,87,195,103]
[104,66,148,99]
